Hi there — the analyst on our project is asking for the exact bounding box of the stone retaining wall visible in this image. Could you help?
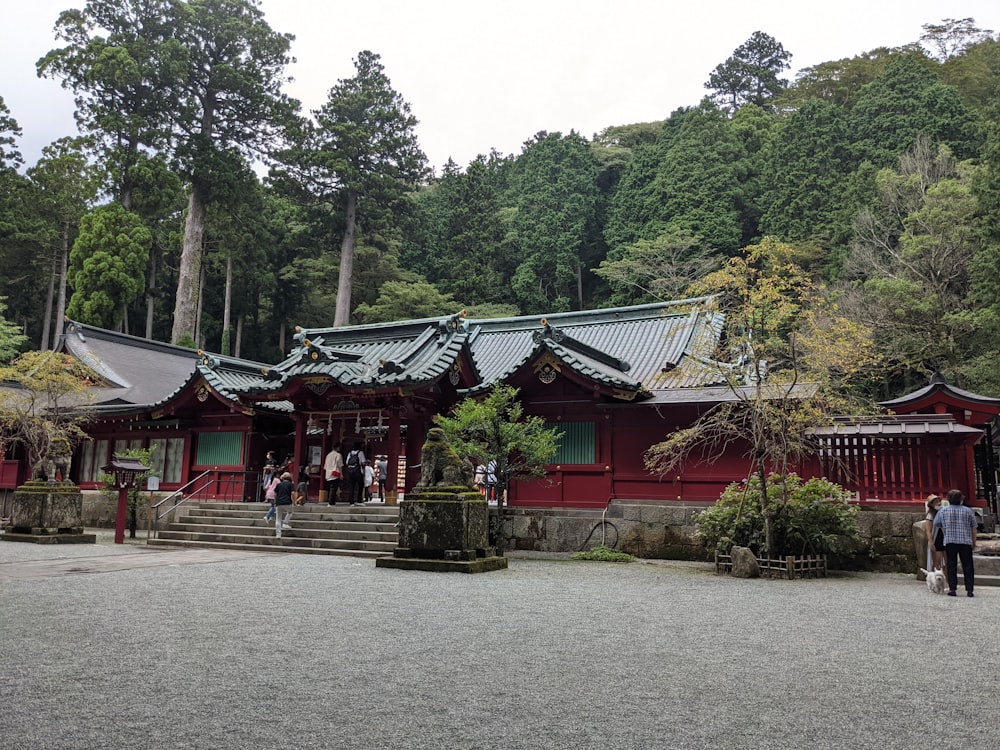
[504,501,925,572]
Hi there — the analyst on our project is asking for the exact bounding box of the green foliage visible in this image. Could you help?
[705,31,792,114]
[67,203,151,328]
[0,351,94,466]
[695,474,861,558]
[100,445,153,538]
[758,100,856,250]
[277,49,427,326]
[434,384,561,553]
[920,18,994,62]
[507,131,603,312]
[0,297,28,363]
[401,152,516,308]
[571,544,635,562]
[847,55,984,168]
[37,0,186,205]
[594,228,721,305]
[175,333,197,349]
[353,279,458,324]
[651,102,747,253]
[0,96,23,170]
[840,139,982,392]
[649,238,879,556]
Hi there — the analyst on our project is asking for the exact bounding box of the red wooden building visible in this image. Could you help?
[2,300,997,525]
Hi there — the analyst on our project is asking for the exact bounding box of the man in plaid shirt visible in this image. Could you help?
[932,489,978,597]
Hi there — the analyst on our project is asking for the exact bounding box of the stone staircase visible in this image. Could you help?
[147,502,399,558]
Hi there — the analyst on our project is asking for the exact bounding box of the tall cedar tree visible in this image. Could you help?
[277,50,427,326]
[170,0,295,343]
[37,0,184,209]
[27,138,101,349]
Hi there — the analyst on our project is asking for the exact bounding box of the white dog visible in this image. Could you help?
[921,567,946,594]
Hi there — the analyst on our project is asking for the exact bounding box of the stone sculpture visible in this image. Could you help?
[31,434,73,483]
[417,427,472,488]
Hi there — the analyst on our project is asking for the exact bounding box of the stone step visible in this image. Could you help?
[166,522,397,542]
[180,513,397,526]
[146,537,388,558]
[185,506,399,523]
[151,501,399,558]
[182,515,400,530]
[156,529,396,552]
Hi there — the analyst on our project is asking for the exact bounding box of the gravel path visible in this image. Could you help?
[1,536,997,750]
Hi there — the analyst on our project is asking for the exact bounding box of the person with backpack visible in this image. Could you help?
[343,442,367,506]
[273,472,295,537]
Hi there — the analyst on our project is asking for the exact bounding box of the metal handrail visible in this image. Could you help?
[146,468,215,540]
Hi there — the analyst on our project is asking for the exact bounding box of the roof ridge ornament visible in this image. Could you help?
[533,318,630,372]
[437,310,468,338]
[533,318,566,345]
[197,350,220,369]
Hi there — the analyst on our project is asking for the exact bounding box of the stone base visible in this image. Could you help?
[2,531,96,544]
[376,555,508,573]
[9,481,87,533]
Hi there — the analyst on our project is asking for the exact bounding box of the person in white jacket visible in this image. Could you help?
[363,462,375,503]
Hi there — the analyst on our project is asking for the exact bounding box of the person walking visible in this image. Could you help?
[262,472,280,522]
[932,488,978,597]
[923,493,944,574]
[323,444,343,505]
[343,442,367,506]
[274,472,295,538]
[260,451,278,501]
[376,455,388,502]
[485,459,497,504]
[363,461,375,503]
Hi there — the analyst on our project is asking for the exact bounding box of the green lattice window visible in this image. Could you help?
[546,422,596,464]
[195,431,242,466]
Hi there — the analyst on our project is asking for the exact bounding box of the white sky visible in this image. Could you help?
[2,0,999,174]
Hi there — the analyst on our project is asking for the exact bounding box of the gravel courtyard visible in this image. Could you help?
[1,536,997,750]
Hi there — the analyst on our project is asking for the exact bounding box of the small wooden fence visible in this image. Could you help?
[715,552,827,579]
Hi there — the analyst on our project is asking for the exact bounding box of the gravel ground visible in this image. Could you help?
[1,533,997,750]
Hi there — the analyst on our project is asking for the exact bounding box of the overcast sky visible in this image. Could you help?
[2,0,999,174]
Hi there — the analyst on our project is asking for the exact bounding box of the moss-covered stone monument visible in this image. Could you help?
[2,439,95,544]
[376,428,507,573]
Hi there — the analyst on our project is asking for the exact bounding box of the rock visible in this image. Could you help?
[730,545,760,578]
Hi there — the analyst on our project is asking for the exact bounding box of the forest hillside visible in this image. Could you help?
[1,7,999,401]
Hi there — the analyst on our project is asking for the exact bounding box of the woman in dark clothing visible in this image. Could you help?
[274,472,295,538]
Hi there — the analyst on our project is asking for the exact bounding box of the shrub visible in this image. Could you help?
[695,474,861,558]
[571,544,635,562]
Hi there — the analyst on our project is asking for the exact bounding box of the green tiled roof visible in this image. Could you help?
[240,297,731,401]
[65,297,734,411]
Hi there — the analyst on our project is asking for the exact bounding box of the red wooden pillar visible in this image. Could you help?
[292,413,306,477]
[405,418,426,494]
[386,409,401,497]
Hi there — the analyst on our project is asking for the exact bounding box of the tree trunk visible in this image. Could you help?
[172,187,206,343]
[235,313,243,358]
[757,456,773,559]
[278,322,286,356]
[195,263,206,347]
[145,248,157,340]
[576,262,583,310]
[222,253,233,355]
[42,250,56,351]
[54,222,69,350]
[333,190,358,327]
